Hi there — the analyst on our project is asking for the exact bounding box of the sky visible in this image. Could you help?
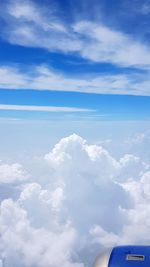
[0,1,150,267]
[0,0,150,120]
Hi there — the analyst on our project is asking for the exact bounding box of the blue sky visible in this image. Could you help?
[0,90,150,120]
[0,0,150,120]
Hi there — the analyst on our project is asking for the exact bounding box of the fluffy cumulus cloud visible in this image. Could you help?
[0,162,29,184]
[0,134,150,267]
[0,198,83,267]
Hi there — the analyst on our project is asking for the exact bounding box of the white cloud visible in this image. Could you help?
[73,21,150,69]
[18,182,65,229]
[118,154,147,182]
[1,65,150,96]
[90,225,119,247]
[1,0,150,70]
[0,104,93,113]
[0,199,83,267]
[3,0,82,52]
[0,66,29,89]
[0,134,150,266]
[124,131,150,164]
[91,171,150,247]
[45,134,146,183]
[0,162,29,184]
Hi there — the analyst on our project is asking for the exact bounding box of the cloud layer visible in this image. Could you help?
[0,134,150,267]
[1,0,150,69]
[0,0,150,95]
[1,65,150,96]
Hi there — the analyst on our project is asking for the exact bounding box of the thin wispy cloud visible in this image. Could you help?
[0,104,93,113]
[125,0,150,15]
[0,65,150,96]
[1,0,150,70]
[0,0,150,97]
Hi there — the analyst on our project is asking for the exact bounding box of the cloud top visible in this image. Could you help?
[0,134,150,266]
